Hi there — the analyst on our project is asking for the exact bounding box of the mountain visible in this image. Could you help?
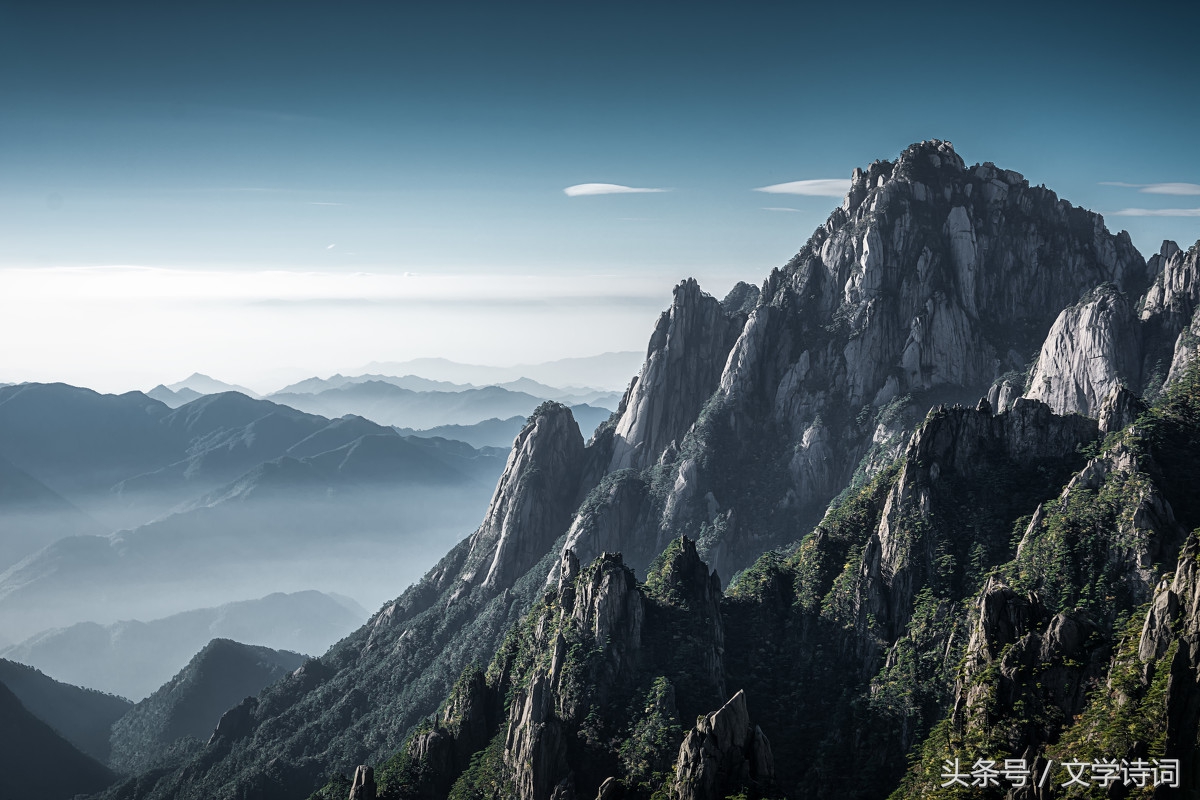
[272,372,622,410]
[267,381,586,430]
[0,431,505,642]
[0,383,509,643]
[0,451,105,571]
[395,405,614,450]
[0,383,181,527]
[2,591,366,701]
[0,677,117,799]
[0,658,131,762]
[107,638,306,774]
[354,351,643,391]
[0,385,394,530]
[84,142,1200,799]
[394,416,530,449]
[147,384,205,408]
[166,372,262,398]
[275,373,469,395]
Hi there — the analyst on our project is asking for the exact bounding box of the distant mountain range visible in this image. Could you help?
[268,380,616,434]
[395,405,614,449]
[271,373,621,409]
[140,369,622,446]
[0,384,508,645]
[351,351,642,390]
[168,373,261,398]
[0,634,317,800]
[2,590,365,701]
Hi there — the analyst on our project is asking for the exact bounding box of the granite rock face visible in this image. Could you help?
[1025,285,1141,416]
[853,399,1099,666]
[656,140,1145,574]
[1022,240,1200,416]
[465,403,588,592]
[348,765,375,800]
[672,690,774,800]
[609,279,750,472]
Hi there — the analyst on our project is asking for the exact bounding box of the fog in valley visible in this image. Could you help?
[0,361,628,699]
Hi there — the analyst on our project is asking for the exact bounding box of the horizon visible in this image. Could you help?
[3,1,1198,393]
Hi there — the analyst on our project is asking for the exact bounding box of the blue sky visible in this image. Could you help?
[1,1,1198,390]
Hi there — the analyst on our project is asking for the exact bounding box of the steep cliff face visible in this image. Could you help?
[649,140,1145,576]
[890,365,1200,800]
[376,539,727,800]
[1024,285,1142,415]
[852,398,1099,669]
[609,279,750,473]
[1018,239,1200,417]
[462,403,587,592]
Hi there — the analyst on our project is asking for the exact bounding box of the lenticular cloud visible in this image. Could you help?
[563,183,668,197]
[753,178,850,197]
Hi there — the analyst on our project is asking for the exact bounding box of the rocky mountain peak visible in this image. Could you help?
[461,402,588,592]
[608,279,749,472]
[672,689,775,800]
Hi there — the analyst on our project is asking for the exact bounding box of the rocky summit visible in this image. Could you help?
[90,141,1200,800]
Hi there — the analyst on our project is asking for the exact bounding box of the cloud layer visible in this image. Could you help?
[563,183,668,197]
[754,178,850,197]
[1101,181,1200,195]
[1111,207,1200,217]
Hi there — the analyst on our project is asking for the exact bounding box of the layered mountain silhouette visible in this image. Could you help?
[0,677,117,800]
[351,352,643,390]
[0,658,131,762]
[0,388,508,644]
[20,141,1200,799]
[3,590,365,701]
[107,639,306,774]
[272,373,620,409]
[266,381,611,432]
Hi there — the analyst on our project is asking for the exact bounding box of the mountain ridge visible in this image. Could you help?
[78,141,1200,799]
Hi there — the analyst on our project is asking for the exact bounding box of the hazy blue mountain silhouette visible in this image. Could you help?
[0,658,131,762]
[3,590,365,701]
[0,678,116,799]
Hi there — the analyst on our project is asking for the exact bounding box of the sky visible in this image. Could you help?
[2,0,1198,393]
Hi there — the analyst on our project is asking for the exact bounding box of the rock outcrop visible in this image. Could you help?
[1168,303,1200,385]
[952,578,1107,754]
[609,280,749,472]
[465,402,588,592]
[672,690,774,800]
[853,398,1098,661]
[1025,284,1142,416]
[348,765,375,800]
[384,540,727,800]
[1023,240,1200,415]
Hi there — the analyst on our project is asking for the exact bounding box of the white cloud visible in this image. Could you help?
[309,202,345,206]
[753,178,850,197]
[1111,207,1200,217]
[326,244,337,249]
[1100,181,1200,196]
[761,207,802,213]
[563,183,668,197]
